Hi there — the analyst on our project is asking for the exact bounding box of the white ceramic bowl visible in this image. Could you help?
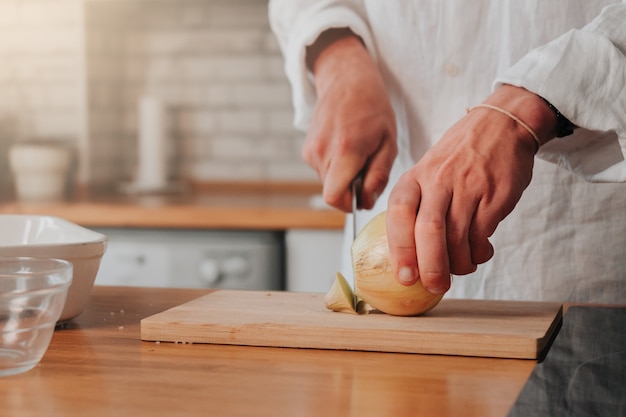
[0,215,107,321]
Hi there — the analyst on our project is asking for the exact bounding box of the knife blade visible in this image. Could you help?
[351,174,363,242]
[351,173,364,312]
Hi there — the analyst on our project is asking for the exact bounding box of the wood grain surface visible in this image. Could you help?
[141,290,563,359]
[0,286,540,417]
[0,182,344,230]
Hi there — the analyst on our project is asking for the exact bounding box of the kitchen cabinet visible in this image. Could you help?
[285,228,344,292]
[93,227,284,290]
[94,226,345,292]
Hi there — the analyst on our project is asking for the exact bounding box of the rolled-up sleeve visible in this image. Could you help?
[495,3,626,182]
[268,0,376,132]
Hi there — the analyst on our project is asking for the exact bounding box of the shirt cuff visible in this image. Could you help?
[493,4,626,182]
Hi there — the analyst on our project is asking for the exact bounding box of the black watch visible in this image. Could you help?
[540,97,577,138]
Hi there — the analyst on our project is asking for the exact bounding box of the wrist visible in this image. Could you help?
[306,28,363,72]
[485,85,559,146]
[306,28,367,93]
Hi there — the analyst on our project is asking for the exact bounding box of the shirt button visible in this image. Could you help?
[445,63,459,77]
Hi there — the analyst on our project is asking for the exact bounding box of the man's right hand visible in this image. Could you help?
[305,28,397,212]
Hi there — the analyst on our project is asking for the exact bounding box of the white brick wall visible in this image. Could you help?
[0,0,316,197]
[0,0,82,140]
[86,0,314,186]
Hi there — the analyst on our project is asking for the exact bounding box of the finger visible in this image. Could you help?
[470,236,494,265]
[387,173,422,286]
[323,152,367,212]
[359,129,398,210]
[446,192,478,275]
[414,185,452,294]
[301,117,329,177]
[468,198,500,265]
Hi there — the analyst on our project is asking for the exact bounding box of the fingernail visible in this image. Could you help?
[371,191,379,205]
[398,267,415,284]
[426,286,448,295]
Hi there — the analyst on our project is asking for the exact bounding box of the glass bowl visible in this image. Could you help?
[0,257,73,377]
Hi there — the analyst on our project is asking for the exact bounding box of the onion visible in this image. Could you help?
[351,211,444,316]
[323,272,358,314]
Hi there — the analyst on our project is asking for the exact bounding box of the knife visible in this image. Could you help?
[351,173,365,312]
[351,173,363,242]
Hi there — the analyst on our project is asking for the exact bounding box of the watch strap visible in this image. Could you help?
[540,97,576,138]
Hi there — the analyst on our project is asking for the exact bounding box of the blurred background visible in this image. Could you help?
[0,0,343,294]
[0,0,316,197]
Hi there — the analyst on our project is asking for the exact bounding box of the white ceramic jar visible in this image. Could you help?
[8,142,72,202]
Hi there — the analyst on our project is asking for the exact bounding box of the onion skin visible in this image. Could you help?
[352,211,444,316]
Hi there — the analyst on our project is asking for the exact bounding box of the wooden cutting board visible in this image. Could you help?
[140,290,562,359]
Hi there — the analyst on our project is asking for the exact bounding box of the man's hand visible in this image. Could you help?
[386,85,559,294]
[305,29,397,211]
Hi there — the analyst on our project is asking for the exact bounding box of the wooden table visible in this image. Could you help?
[0,286,535,417]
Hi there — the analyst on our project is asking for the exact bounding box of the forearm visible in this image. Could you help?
[269,0,375,131]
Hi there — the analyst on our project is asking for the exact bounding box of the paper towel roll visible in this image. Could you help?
[135,96,167,190]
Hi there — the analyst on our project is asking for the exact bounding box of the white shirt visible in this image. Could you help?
[270,1,626,303]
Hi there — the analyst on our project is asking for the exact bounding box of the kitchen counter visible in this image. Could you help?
[0,182,345,230]
[0,286,536,417]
